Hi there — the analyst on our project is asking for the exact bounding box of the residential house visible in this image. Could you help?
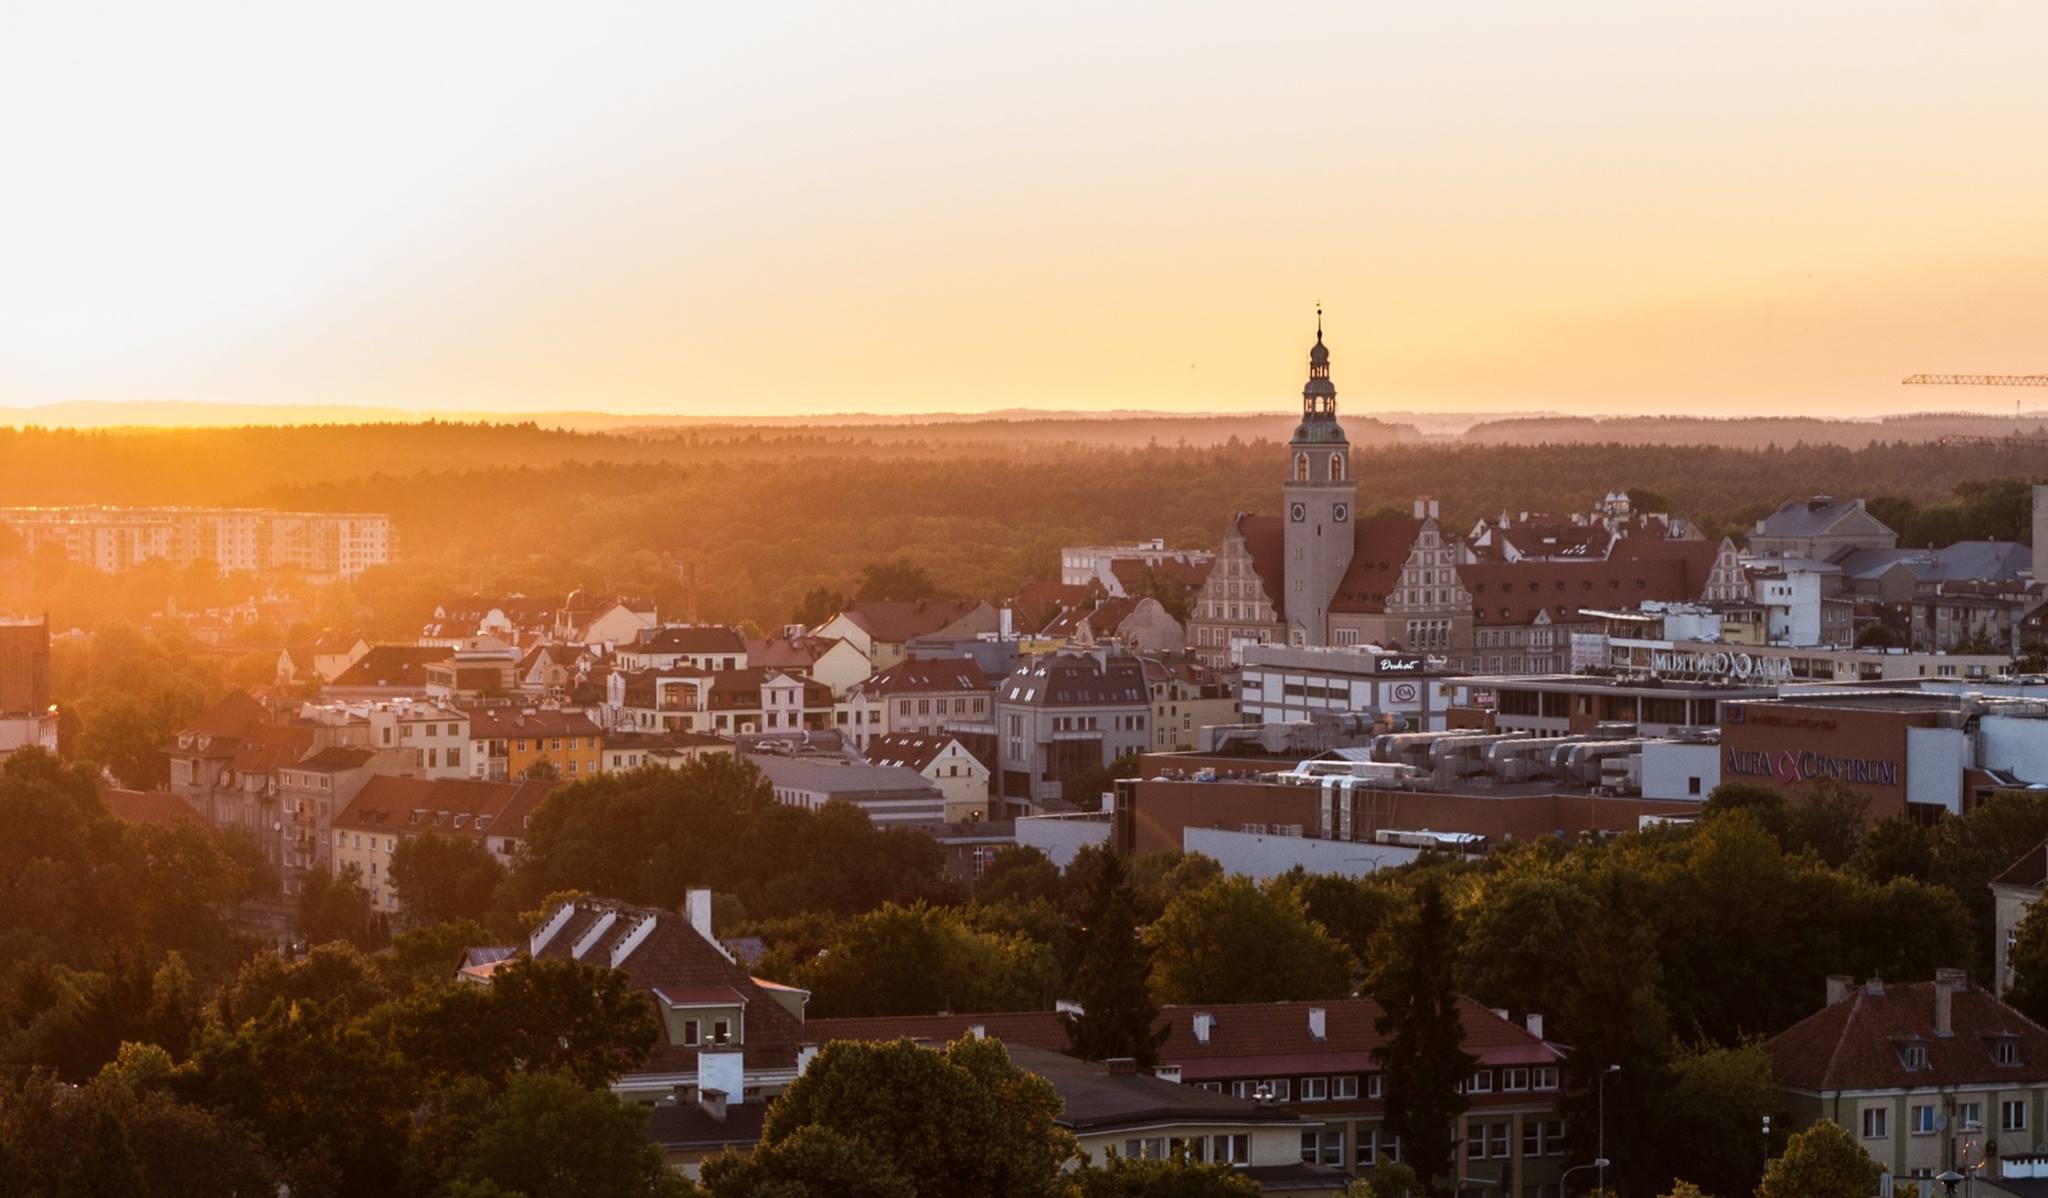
[325,645,454,698]
[276,632,370,686]
[424,639,521,699]
[1767,972,2048,1185]
[860,657,993,738]
[166,690,319,873]
[466,706,606,781]
[615,625,749,673]
[993,652,1150,813]
[506,895,1336,1188]
[813,598,1000,670]
[600,729,735,773]
[1995,845,2048,995]
[332,775,556,911]
[1040,596,1187,655]
[865,732,989,821]
[808,996,1568,1193]
[1747,497,1899,562]
[421,594,558,646]
[744,633,873,698]
[1141,656,1238,752]
[277,746,386,894]
[745,752,947,826]
[555,587,658,645]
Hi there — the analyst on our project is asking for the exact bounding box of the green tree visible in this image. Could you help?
[1271,868,1413,970]
[1369,879,1474,1198]
[296,864,387,950]
[699,1124,914,1198]
[748,1036,1077,1198]
[390,833,507,927]
[854,558,942,601]
[446,1070,689,1198]
[2006,898,2048,1024]
[1783,781,1869,868]
[790,586,850,629]
[1756,1120,1882,1198]
[1701,782,1787,838]
[1455,866,1590,1026]
[1060,1153,1262,1196]
[1145,876,1354,1004]
[1851,816,1933,883]
[0,1067,277,1197]
[1651,1042,1776,1198]
[1064,751,1141,809]
[1061,848,1167,1068]
[482,956,663,1087]
[976,845,1064,908]
[800,902,1054,1017]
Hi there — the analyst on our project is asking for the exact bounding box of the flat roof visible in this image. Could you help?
[1449,674,1774,699]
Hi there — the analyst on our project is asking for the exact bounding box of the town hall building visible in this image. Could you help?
[1188,318,1469,667]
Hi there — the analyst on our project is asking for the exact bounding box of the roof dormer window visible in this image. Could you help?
[1992,1037,2023,1067]
[1898,1040,1928,1071]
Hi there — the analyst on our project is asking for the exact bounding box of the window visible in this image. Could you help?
[2004,1100,2028,1132]
[1546,1120,1567,1155]
[1303,1077,1328,1102]
[1368,1074,1385,1099]
[1911,1104,1937,1135]
[1334,1075,1359,1100]
[1534,1067,1560,1090]
[1232,1081,1256,1100]
[1468,1070,1493,1094]
[1262,1079,1291,1101]
[1301,1128,1346,1166]
[1503,1068,1530,1091]
[1995,1038,2023,1066]
[712,1018,732,1045]
[1902,1043,1928,1070]
[1862,1107,1889,1139]
[1211,1133,1250,1164]
[1957,1102,1984,1131]
[681,1019,700,1046]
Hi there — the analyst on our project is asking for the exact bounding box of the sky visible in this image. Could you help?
[1,1,2045,420]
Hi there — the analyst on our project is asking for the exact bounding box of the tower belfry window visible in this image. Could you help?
[1295,453,1310,482]
[1330,453,1345,481]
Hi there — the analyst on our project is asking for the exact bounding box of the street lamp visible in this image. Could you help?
[1937,1170,1965,1198]
[1598,1064,1621,1197]
[1562,1159,1611,1198]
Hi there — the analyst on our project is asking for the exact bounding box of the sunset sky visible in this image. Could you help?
[2,2,2045,420]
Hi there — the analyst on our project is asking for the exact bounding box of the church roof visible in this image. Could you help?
[1237,513,1427,619]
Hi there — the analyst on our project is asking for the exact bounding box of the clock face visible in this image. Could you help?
[1333,503,1349,523]
[1289,502,1307,523]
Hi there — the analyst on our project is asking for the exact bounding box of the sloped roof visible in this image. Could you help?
[187,689,269,738]
[865,732,967,773]
[465,706,602,739]
[329,646,453,689]
[745,753,940,799]
[1007,1043,1306,1131]
[864,657,989,696]
[743,635,841,669]
[530,898,812,1075]
[1765,979,2048,1091]
[1755,498,1893,540]
[634,625,747,655]
[334,775,555,837]
[1010,581,1104,632]
[98,786,203,827]
[838,598,988,645]
[1458,557,1695,627]
[1995,843,2048,891]
[809,996,1561,1081]
[1332,515,1427,615]
[998,654,1148,707]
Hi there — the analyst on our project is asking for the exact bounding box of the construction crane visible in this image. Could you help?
[1904,373,2048,420]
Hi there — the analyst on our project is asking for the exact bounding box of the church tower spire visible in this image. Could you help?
[1283,309,1357,647]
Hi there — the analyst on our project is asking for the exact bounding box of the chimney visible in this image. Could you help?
[1935,967,1969,1037]
[1105,1057,1138,1076]
[1865,976,1885,997]
[698,1087,728,1122]
[685,888,715,942]
[1826,975,1852,1006]
[1308,1007,1327,1041]
[1413,497,1428,520]
[1193,1012,1214,1044]
[969,1024,986,1040]
[796,1044,820,1075]
[1525,1013,1545,1040]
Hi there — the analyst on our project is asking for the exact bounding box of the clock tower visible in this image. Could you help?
[1282,310,1356,645]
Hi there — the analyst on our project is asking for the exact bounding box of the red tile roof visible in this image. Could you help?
[1332,515,1428,615]
[865,732,966,773]
[465,706,603,740]
[810,997,1561,1081]
[634,625,747,655]
[1457,557,1694,626]
[98,786,203,827]
[864,657,990,696]
[743,635,842,669]
[530,898,813,1075]
[1765,979,2048,1091]
[838,598,987,645]
[1606,537,1722,597]
[334,775,555,839]
[330,646,453,689]
[1996,843,2048,890]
